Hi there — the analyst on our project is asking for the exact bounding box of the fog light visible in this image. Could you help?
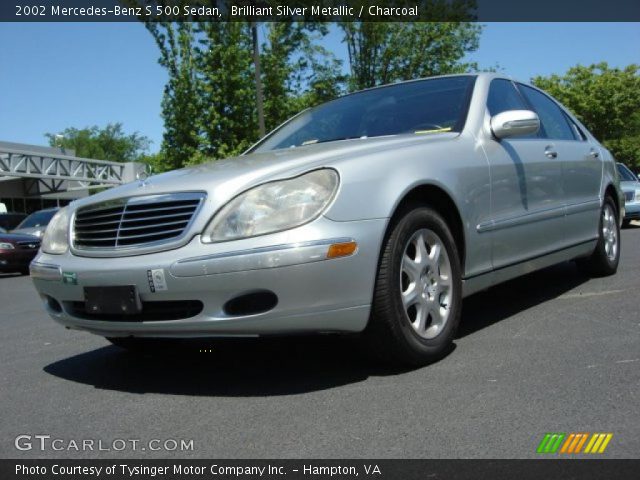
[224,290,278,316]
[327,241,357,259]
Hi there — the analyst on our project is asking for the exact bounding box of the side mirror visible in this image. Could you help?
[491,110,540,139]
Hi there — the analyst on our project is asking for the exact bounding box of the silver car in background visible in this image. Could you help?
[31,74,623,365]
[617,162,640,226]
[11,207,59,238]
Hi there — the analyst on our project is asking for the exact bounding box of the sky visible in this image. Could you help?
[1,22,638,153]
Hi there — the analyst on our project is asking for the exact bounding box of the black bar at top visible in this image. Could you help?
[2,0,640,22]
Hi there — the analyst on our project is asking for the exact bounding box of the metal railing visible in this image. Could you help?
[0,147,126,186]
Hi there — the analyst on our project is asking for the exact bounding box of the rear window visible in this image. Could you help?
[617,163,638,182]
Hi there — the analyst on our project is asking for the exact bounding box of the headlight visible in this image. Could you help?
[0,242,14,250]
[202,169,339,242]
[41,207,71,254]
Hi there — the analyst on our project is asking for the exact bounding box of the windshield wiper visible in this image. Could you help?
[301,136,366,146]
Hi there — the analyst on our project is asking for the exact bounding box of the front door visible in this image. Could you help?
[482,79,567,269]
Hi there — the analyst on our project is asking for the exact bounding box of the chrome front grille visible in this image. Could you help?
[73,192,205,251]
[624,191,635,202]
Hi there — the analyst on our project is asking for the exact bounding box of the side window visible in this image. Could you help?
[487,79,528,116]
[518,85,576,141]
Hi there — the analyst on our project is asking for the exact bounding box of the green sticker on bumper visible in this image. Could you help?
[62,272,77,285]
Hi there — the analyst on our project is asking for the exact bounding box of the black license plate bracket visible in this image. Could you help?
[84,286,142,316]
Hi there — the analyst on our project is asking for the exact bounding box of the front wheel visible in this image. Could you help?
[364,206,462,366]
[577,196,620,277]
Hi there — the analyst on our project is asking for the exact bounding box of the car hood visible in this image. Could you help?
[11,227,44,237]
[0,232,40,244]
[70,133,458,211]
[620,180,640,192]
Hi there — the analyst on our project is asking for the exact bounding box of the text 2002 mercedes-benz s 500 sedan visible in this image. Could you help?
[31,74,624,365]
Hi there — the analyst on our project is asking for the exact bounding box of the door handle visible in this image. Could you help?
[544,146,558,159]
[589,148,600,158]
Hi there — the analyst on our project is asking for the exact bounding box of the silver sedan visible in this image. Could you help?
[31,74,623,365]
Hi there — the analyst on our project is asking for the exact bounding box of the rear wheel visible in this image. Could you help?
[364,206,462,366]
[577,196,620,276]
[622,219,631,228]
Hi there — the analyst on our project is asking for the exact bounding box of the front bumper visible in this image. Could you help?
[0,249,38,272]
[30,217,386,338]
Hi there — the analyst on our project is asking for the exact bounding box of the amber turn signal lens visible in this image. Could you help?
[327,241,357,259]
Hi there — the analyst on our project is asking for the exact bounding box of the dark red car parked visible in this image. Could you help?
[0,233,41,275]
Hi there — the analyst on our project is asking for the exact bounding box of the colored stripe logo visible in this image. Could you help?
[537,433,613,454]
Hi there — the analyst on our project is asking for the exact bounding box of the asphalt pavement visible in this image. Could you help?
[1,225,639,459]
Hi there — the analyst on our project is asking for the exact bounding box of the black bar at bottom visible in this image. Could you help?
[2,459,639,480]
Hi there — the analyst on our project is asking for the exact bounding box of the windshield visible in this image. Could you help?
[252,76,476,153]
[617,163,638,182]
[17,210,57,229]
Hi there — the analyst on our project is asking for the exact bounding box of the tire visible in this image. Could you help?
[19,268,30,276]
[622,219,631,228]
[577,196,620,277]
[364,205,462,366]
[107,337,176,353]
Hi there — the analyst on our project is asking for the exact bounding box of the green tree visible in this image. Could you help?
[261,23,346,131]
[145,20,342,169]
[143,14,483,170]
[196,22,343,160]
[340,21,481,91]
[45,123,150,162]
[296,41,346,107]
[533,63,640,167]
[196,22,258,160]
[138,151,166,174]
[261,23,313,131]
[145,21,202,170]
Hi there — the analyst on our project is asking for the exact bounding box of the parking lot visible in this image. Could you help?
[1,225,639,459]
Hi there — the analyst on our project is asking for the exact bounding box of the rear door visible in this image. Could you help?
[482,79,566,269]
[517,84,602,246]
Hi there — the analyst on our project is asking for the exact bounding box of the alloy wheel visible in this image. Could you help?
[602,204,618,261]
[400,229,453,339]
